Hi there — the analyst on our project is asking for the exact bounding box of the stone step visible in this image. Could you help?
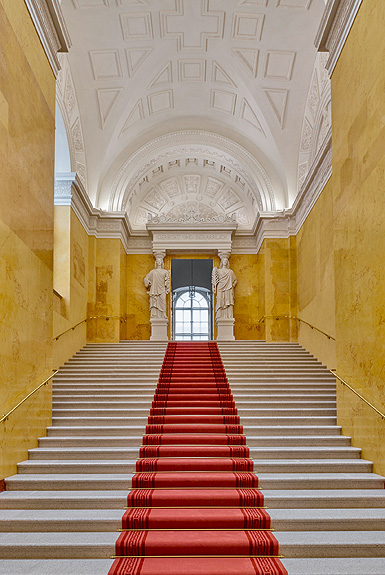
[51,415,338,426]
[27,446,361,461]
[51,399,337,409]
[1,558,385,575]
[1,508,385,532]
[6,472,384,491]
[38,435,352,448]
[16,458,372,475]
[2,488,385,510]
[46,424,344,437]
[51,407,337,417]
[0,530,384,559]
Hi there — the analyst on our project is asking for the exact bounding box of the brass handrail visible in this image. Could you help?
[330,370,385,420]
[54,318,87,341]
[0,371,58,424]
[54,315,127,341]
[258,315,336,341]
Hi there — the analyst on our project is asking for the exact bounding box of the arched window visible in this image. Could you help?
[172,287,212,340]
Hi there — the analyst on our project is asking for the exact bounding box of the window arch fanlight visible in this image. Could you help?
[172,287,212,341]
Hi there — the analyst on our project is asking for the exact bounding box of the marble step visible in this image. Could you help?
[16,458,372,474]
[52,385,337,393]
[1,558,385,575]
[51,400,337,409]
[38,435,352,448]
[1,508,385,532]
[51,415,338,426]
[6,472,384,491]
[51,407,337,417]
[0,531,384,559]
[2,489,385,510]
[46,424,344,437]
[27,446,362,461]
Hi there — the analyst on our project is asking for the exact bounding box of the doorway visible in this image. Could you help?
[171,259,213,341]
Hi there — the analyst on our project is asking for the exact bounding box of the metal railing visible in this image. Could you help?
[0,371,58,424]
[54,315,126,341]
[258,314,336,341]
[330,370,385,420]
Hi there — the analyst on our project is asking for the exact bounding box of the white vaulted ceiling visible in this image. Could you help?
[58,0,327,234]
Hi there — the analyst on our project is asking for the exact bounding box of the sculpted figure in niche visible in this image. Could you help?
[144,258,170,319]
[212,257,237,320]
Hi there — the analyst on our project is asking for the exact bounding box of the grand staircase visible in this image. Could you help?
[0,340,385,574]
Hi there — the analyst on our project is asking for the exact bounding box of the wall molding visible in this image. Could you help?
[315,0,363,76]
[55,129,332,257]
[25,0,71,77]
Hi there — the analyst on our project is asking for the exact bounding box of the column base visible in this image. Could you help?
[216,318,235,341]
[150,318,169,341]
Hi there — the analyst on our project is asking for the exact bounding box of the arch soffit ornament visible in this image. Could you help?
[107,131,278,216]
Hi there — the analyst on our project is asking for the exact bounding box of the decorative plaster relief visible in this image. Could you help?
[73,0,108,7]
[237,0,267,6]
[160,0,225,52]
[297,53,331,191]
[64,72,76,118]
[232,49,259,78]
[184,175,201,194]
[210,90,237,115]
[148,90,174,115]
[160,177,181,198]
[117,0,149,6]
[212,62,236,87]
[178,59,207,82]
[148,62,173,88]
[120,99,145,134]
[90,50,123,80]
[276,0,312,8]
[241,99,265,134]
[232,13,265,41]
[71,118,85,153]
[220,189,240,210]
[97,88,123,128]
[144,189,167,210]
[205,177,224,197]
[263,88,288,128]
[264,51,296,81]
[126,48,153,77]
[120,12,153,41]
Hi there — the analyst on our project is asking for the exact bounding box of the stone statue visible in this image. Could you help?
[212,257,237,320]
[144,258,170,319]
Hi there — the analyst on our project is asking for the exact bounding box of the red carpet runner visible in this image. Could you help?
[109,342,287,575]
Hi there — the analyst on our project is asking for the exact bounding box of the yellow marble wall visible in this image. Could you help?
[331,0,385,474]
[231,254,263,340]
[259,238,298,341]
[296,181,336,368]
[0,0,56,479]
[53,208,88,368]
[126,254,154,340]
[87,238,122,342]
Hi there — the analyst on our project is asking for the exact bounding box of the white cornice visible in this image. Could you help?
[55,132,333,256]
[25,0,71,77]
[315,0,363,76]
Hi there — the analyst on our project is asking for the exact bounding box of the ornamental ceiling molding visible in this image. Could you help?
[54,131,332,256]
[56,55,88,190]
[107,131,276,213]
[25,0,71,77]
[297,52,331,191]
[315,0,363,76]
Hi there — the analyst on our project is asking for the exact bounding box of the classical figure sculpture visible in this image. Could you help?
[212,257,237,320]
[144,258,170,319]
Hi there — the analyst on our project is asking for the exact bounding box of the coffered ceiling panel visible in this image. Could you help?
[59,0,327,233]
